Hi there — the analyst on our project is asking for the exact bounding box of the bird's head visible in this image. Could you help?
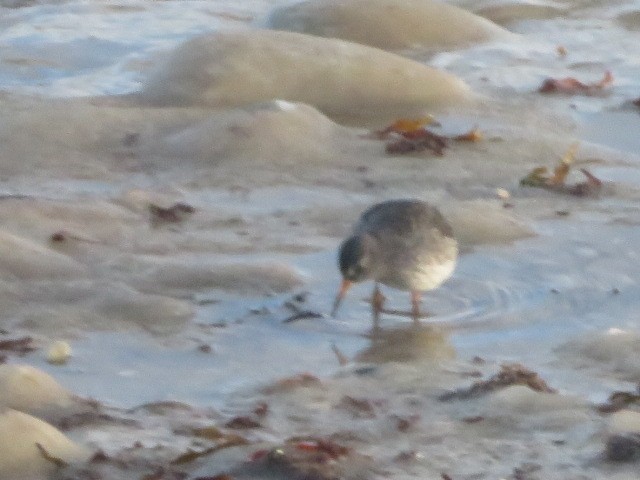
[338,235,373,282]
[331,235,375,317]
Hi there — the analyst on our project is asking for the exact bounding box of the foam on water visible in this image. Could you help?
[0,0,273,95]
[2,0,639,102]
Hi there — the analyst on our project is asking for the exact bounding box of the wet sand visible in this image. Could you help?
[0,0,639,479]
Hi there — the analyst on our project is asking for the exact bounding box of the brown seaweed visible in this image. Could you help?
[0,336,36,355]
[149,202,195,225]
[539,70,613,95]
[439,363,556,401]
[597,389,640,414]
[373,118,482,156]
[520,143,602,197]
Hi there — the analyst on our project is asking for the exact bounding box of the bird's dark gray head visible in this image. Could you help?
[338,235,373,282]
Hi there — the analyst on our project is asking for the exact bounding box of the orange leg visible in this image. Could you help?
[372,283,385,331]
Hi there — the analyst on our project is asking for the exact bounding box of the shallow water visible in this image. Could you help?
[1,0,640,478]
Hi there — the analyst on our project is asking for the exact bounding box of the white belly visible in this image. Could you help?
[379,257,456,292]
[412,257,457,291]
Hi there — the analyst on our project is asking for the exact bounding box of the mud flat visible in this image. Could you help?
[0,0,640,479]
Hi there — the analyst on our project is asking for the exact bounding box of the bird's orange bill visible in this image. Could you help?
[331,279,352,317]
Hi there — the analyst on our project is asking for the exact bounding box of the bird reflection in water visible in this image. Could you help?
[356,323,455,364]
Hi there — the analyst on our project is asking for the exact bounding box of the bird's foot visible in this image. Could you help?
[371,284,385,332]
[411,291,422,324]
[371,287,386,312]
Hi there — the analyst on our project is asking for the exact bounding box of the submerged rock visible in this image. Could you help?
[0,231,86,280]
[470,0,566,26]
[140,30,473,117]
[617,10,640,31]
[158,101,344,166]
[0,365,75,416]
[267,0,512,51]
[222,436,374,480]
[133,259,303,296]
[441,199,535,248]
[0,408,90,480]
[606,410,640,462]
[606,433,640,462]
[558,329,640,381]
[92,283,195,335]
[475,385,591,431]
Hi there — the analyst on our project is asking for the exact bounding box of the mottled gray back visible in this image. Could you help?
[356,199,454,239]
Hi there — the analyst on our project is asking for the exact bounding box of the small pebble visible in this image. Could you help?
[496,188,510,200]
[47,340,72,365]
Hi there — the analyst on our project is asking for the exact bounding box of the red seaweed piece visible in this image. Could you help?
[539,70,613,95]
